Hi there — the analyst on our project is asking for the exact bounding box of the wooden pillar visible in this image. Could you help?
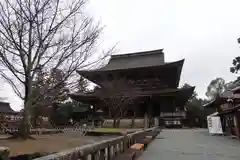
[234,113,240,139]
[226,116,231,136]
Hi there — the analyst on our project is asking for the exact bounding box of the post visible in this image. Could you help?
[104,147,108,160]
[154,117,159,127]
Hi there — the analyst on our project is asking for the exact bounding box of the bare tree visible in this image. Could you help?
[0,0,109,138]
[97,78,137,128]
[31,68,69,127]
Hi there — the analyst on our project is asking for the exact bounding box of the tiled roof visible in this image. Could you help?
[0,102,15,113]
[88,49,165,71]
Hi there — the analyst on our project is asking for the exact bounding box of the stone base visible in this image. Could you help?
[0,147,10,160]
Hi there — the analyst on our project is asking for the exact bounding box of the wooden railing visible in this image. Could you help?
[33,127,158,160]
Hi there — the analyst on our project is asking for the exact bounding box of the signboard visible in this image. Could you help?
[207,115,223,134]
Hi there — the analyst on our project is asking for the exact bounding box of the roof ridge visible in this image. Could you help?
[111,49,164,59]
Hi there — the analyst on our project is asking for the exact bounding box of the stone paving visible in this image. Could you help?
[139,129,240,160]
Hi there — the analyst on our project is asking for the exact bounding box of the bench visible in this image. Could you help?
[130,143,144,150]
[114,148,136,160]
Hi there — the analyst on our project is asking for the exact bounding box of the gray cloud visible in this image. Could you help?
[88,0,240,98]
[3,0,240,110]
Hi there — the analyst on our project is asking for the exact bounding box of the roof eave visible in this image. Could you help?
[176,59,185,87]
[77,59,185,85]
[69,93,99,103]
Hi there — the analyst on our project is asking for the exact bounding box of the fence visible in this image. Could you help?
[0,124,94,136]
[0,125,63,135]
[33,127,158,160]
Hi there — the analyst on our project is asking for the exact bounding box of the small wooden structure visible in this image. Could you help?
[204,87,240,139]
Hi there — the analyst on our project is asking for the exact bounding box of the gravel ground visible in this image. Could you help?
[139,129,240,160]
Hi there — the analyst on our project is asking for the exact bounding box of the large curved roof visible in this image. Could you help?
[96,49,164,71]
[76,49,185,91]
[77,59,184,88]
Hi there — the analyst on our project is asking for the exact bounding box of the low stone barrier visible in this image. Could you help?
[102,119,144,128]
[1,126,91,136]
[0,147,10,160]
[33,127,159,160]
[61,126,93,133]
[2,128,63,135]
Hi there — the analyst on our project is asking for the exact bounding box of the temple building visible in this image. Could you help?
[0,101,50,129]
[70,49,195,128]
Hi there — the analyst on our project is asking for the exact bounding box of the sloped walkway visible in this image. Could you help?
[139,129,240,160]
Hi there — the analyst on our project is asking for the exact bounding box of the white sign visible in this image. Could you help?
[207,115,223,134]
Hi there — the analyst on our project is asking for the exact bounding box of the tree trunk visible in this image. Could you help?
[131,116,134,128]
[18,107,31,139]
[31,107,38,128]
[113,118,117,128]
[14,74,34,139]
[117,117,121,128]
[15,98,34,139]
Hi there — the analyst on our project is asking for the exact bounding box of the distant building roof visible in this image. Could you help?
[0,101,15,113]
[203,86,240,108]
[231,86,240,93]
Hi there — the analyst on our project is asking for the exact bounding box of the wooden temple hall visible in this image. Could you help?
[70,49,195,128]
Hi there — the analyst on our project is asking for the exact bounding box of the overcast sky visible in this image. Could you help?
[2,0,240,111]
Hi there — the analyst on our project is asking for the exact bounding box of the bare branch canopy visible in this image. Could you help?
[0,0,111,138]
